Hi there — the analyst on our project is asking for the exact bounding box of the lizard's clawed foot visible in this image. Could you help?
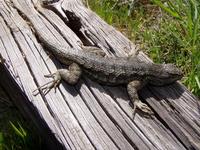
[33,64,81,96]
[132,100,154,118]
[32,72,61,96]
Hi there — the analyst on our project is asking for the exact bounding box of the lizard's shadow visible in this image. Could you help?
[139,82,185,102]
[104,82,187,117]
[101,82,185,103]
[61,76,192,118]
[87,80,185,112]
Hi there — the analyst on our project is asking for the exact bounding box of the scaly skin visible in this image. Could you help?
[31,1,183,117]
[40,35,183,86]
[33,28,183,117]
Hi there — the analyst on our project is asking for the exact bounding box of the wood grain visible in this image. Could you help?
[0,0,199,149]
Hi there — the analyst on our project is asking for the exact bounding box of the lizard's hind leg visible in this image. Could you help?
[33,63,82,96]
[127,80,154,118]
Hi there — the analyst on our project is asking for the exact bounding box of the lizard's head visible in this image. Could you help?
[149,64,183,86]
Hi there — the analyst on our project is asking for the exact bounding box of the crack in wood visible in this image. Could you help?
[0,0,199,149]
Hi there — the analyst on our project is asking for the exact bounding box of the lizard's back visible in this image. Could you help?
[41,39,182,86]
[61,49,157,85]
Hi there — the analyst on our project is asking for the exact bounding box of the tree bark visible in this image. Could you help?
[0,0,199,149]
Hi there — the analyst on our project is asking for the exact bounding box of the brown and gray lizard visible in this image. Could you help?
[32,33,182,116]
[31,0,183,117]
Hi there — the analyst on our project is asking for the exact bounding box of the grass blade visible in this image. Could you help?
[195,76,200,90]
[152,0,181,19]
[9,121,25,139]
[0,132,3,150]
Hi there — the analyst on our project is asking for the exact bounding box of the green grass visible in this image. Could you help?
[1,1,200,148]
[0,90,46,150]
[88,0,200,97]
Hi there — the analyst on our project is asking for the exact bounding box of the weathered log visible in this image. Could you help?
[0,0,199,149]
[0,54,64,149]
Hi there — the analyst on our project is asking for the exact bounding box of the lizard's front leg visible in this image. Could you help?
[33,63,82,95]
[127,80,154,118]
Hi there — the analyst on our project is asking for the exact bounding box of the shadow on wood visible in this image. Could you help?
[0,0,199,149]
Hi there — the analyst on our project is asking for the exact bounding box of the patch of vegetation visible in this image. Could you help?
[88,0,200,96]
[0,90,46,150]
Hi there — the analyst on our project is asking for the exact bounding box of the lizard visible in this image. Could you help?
[31,0,183,117]
[32,34,183,116]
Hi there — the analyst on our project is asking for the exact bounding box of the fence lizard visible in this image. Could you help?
[32,0,183,117]
[33,37,182,117]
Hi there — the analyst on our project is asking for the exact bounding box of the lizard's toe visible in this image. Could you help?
[134,101,154,115]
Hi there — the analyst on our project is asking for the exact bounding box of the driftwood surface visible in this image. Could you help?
[0,0,200,149]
